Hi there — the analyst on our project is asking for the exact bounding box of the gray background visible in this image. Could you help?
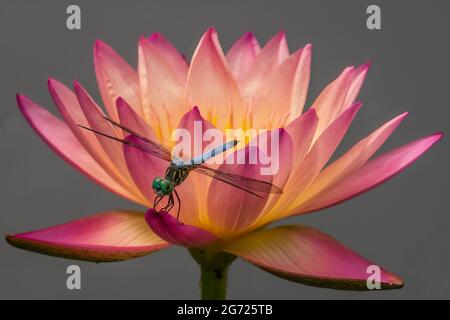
[1,0,449,299]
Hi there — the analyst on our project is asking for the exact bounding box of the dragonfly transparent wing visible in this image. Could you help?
[193,165,283,197]
[77,124,173,162]
[102,116,174,160]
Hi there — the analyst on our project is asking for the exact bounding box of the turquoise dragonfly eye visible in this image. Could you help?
[152,177,173,196]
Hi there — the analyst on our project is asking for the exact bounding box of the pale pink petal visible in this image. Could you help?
[265,102,361,220]
[6,210,168,262]
[223,225,403,290]
[251,45,312,126]
[186,28,244,130]
[226,32,261,83]
[241,32,289,100]
[138,36,186,142]
[290,112,408,212]
[312,64,370,141]
[297,132,444,213]
[16,94,138,203]
[148,32,189,81]
[207,146,273,237]
[284,45,312,119]
[94,40,143,121]
[343,62,371,110]
[145,209,218,247]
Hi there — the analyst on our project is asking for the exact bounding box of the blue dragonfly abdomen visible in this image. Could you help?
[188,140,239,166]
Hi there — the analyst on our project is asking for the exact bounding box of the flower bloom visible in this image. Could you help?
[7,28,442,291]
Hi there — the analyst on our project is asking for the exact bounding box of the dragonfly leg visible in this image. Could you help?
[153,195,164,211]
[174,189,181,221]
[166,196,173,212]
[162,194,174,213]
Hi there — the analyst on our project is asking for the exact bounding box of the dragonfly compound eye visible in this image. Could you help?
[159,180,173,195]
[152,177,162,189]
[152,177,165,195]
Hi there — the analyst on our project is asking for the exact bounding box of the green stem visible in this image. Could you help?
[199,264,229,300]
[189,248,236,300]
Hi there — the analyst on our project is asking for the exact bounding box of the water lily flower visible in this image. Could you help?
[7,28,442,299]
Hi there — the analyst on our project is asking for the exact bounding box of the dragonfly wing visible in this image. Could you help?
[78,125,173,162]
[103,116,173,158]
[192,165,283,196]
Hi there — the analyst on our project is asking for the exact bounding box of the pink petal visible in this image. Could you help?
[16,94,138,203]
[251,129,293,216]
[74,81,140,193]
[285,108,318,167]
[121,106,202,226]
[241,32,289,100]
[226,32,261,83]
[177,106,217,159]
[298,132,444,213]
[282,45,312,119]
[312,64,370,141]
[116,96,158,142]
[94,40,143,122]
[223,225,403,290]
[186,28,244,130]
[259,109,318,222]
[138,36,186,142]
[145,209,218,247]
[176,107,217,226]
[6,211,168,262]
[251,45,312,126]
[207,145,273,236]
[343,62,371,110]
[122,135,167,203]
[48,78,126,185]
[270,102,361,216]
[291,112,408,213]
[148,32,189,81]
[257,128,293,188]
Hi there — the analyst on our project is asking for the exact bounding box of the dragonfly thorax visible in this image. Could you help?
[165,165,190,186]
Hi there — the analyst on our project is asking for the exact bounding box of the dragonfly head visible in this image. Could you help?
[152,177,174,196]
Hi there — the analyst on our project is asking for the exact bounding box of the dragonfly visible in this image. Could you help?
[78,117,283,220]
